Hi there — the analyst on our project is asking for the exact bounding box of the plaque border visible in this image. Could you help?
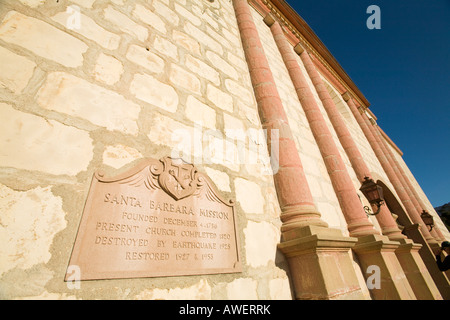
[65,157,242,281]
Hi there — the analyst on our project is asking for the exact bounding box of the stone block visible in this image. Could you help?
[223,113,246,142]
[0,46,36,94]
[203,134,240,172]
[51,11,120,50]
[37,72,140,135]
[174,3,201,26]
[185,95,216,129]
[169,64,201,95]
[192,6,218,30]
[135,279,211,300]
[132,4,166,34]
[269,278,293,300]
[185,54,220,86]
[204,167,231,192]
[221,27,240,47]
[244,221,279,268]
[103,145,142,169]
[93,53,123,85]
[70,0,95,8]
[234,178,264,214]
[17,0,45,7]
[126,44,165,74]
[130,73,178,113]
[147,112,201,161]
[0,103,93,176]
[226,278,258,299]
[103,6,148,42]
[316,201,345,231]
[206,84,233,113]
[0,184,67,277]
[153,0,179,26]
[206,51,238,81]
[184,21,223,55]
[172,30,200,55]
[0,11,87,68]
[238,101,260,125]
[206,25,230,50]
[227,52,248,72]
[225,79,254,106]
[153,34,178,61]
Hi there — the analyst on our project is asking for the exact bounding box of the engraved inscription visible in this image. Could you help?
[104,193,142,207]
[66,157,241,280]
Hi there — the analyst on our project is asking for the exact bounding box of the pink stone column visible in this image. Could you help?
[269,23,419,299]
[344,94,450,298]
[344,94,437,243]
[269,20,377,238]
[294,40,405,240]
[374,126,445,241]
[232,0,327,234]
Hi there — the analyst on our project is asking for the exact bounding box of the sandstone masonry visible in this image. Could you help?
[0,0,289,300]
[0,0,447,301]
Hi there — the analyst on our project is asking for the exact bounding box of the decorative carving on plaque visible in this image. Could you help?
[158,157,199,200]
[65,156,241,280]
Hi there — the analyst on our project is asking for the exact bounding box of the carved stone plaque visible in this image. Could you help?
[65,156,241,280]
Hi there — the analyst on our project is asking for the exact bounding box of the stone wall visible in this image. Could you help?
[0,0,447,300]
[0,0,291,299]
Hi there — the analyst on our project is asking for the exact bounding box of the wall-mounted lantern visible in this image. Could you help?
[359,176,385,216]
[420,210,434,231]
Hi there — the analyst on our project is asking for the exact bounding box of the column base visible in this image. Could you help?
[395,239,442,300]
[278,225,370,300]
[353,234,416,300]
[403,224,450,299]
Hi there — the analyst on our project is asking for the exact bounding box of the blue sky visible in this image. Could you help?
[288,0,450,207]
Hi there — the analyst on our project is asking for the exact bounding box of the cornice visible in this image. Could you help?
[378,126,404,156]
[248,0,370,109]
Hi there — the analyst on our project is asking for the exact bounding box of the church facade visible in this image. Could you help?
[0,0,448,299]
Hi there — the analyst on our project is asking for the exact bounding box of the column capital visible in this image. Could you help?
[357,106,365,115]
[263,12,276,27]
[293,42,305,55]
[342,91,352,102]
